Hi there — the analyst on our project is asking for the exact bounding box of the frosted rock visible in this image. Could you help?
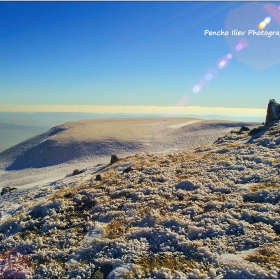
[107,264,140,278]
[0,186,17,196]
[110,155,119,164]
[265,99,280,125]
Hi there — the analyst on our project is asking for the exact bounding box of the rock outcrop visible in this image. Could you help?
[1,186,17,196]
[265,99,280,125]
[249,127,263,136]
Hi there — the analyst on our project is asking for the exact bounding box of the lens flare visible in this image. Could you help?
[226,53,233,59]
[264,16,271,24]
[235,39,248,51]
[264,4,280,25]
[204,73,213,81]
[217,59,227,69]
[225,3,280,69]
[217,57,229,69]
[258,21,266,29]
[235,44,242,51]
[259,16,271,29]
[193,84,202,93]
[177,94,191,106]
[240,39,248,48]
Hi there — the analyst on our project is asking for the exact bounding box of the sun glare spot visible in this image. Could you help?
[217,57,229,69]
[235,44,242,51]
[193,84,202,93]
[235,39,248,51]
[258,22,266,29]
[217,59,227,69]
[182,95,190,103]
[204,73,213,81]
[264,16,271,24]
[208,68,218,77]
[177,94,191,106]
[226,53,233,59]
[259,16,271,29]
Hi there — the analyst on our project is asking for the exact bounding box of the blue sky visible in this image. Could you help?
[0,1,280,114]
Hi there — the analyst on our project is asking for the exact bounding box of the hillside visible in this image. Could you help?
[0,118,279,278]
[0,118,257,190]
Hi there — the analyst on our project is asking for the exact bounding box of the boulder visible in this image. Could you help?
[239,126,250,132]
[249,127,263,136]
[265,99,280,125]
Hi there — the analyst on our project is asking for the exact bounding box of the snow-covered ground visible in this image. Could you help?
[168,120,202,129]
[1,118,279,278]
[0,118,256,190]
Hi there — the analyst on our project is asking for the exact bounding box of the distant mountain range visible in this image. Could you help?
[0,112,264,126]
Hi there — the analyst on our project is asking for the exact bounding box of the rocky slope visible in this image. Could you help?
[0,117,279,278]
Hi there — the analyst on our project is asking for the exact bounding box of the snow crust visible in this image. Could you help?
[168,120,202,129]
[0,118,279,278]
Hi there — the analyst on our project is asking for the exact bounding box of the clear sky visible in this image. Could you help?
[1,1,280,116]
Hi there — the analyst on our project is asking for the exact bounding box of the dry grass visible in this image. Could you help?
[250,182,280,192]
[138,206,152,217]
[226,142,242,148]
[105,218,128,239]
[273,158,280,164]
[245,245,280,269]
[125,253,198,278]
[48,181,97,202]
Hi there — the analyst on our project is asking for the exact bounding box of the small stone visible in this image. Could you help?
[110,155,119,164]
[1,187,17,196]
[72,169,84,176]
[123,167,133,174]
[96,174,102,181]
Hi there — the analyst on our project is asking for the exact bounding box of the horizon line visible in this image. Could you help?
[0,104,266,118]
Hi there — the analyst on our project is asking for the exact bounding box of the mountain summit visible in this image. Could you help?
[0,110,279,278]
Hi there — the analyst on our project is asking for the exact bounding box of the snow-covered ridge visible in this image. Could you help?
[0,118,279,278]
[0,118,257,190]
